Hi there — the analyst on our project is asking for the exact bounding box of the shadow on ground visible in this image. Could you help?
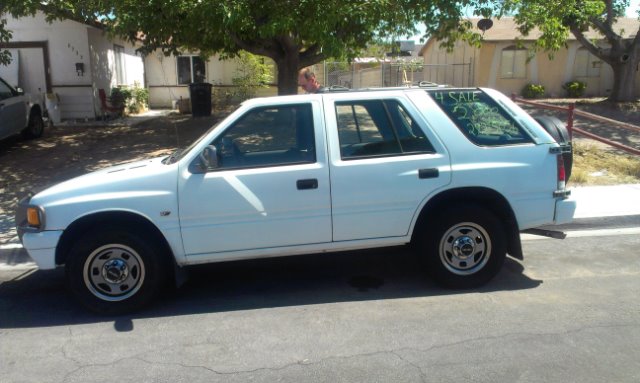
[0,247,541,329]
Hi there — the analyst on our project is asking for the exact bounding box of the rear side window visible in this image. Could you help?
[430,90,533,146]
[335,99,435,159]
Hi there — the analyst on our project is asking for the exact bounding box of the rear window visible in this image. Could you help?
[429,90,533,146]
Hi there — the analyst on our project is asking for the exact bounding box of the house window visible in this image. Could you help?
[574,48,601,77]
[500,46,527,79]
[114,45,126,85]
[177,56,206,84]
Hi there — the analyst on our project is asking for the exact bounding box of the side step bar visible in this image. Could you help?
[521,228,567,240]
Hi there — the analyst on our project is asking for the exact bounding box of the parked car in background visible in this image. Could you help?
[0,76,45,141]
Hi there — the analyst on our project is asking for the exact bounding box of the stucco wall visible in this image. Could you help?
[421,37,640,98]
[145,51,269,108]
[4,12,145,119]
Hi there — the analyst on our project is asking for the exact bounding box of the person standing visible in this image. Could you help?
[297,69,325,93]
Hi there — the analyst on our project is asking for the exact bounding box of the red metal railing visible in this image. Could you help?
[512,95,640,156]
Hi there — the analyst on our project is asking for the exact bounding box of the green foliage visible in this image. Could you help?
[562,81,587,98]
[0,0,505,95]
[521,83,545,99]
[110,82,148,114]
[500,0,639,101]
[231,52,274,101]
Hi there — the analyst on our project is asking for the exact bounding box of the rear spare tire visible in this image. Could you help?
[534,115,572,181]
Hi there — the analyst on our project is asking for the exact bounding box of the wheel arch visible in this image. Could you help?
[55,211,176,267]
[412,187,523,260]
[29,103,42,117]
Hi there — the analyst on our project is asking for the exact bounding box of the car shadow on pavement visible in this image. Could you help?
[0,247,541,329]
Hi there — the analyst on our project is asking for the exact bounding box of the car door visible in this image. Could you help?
[178,101,332,257]
[0,78,26,139]
[325,94,451,242]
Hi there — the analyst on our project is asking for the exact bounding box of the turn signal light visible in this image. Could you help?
[27,207,41,227]
[557,154,566,190]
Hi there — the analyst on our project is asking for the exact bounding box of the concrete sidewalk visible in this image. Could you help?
[1,183,639,269]
[571,183,640,218]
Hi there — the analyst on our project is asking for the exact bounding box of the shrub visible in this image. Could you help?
[110,82,149,114]
[562,81,587,98]
[231,51,274,101]
[521,83,545,99]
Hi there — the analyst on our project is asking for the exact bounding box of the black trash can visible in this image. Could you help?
[189,82,212,117]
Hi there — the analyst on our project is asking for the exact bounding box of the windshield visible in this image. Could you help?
[163,119,224,164]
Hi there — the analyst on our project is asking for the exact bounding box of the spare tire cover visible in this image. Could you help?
[534,116,573,182]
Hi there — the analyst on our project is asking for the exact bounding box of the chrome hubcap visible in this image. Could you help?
[102,259,129,284]
[439,223,491,276]
[83,244,145,302]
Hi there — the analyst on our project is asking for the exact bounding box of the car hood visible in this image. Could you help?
[30,156,176,207]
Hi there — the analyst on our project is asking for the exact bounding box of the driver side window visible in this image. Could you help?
[211,104,315,170]
[0,79,14,100]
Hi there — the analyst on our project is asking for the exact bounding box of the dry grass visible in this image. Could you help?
[569,141,640,186]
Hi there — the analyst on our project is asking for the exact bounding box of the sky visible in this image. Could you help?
[405,3,640,43]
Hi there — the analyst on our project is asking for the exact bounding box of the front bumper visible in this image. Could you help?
[21,230,63,270]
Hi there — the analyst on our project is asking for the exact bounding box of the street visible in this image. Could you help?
[1,216,639,382]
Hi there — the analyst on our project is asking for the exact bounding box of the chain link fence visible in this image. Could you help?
[322,60,474,89]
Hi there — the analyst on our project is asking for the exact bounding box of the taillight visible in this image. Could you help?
[557,154,566,190]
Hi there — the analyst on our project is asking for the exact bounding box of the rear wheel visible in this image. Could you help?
[22,109,44,139]
[420,205,507,288]
[66,227,168,314]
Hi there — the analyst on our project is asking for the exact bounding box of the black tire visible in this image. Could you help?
[65,227,168,315]
[534,115,573,181]
[22,109,44,139]
[419,205,507,289]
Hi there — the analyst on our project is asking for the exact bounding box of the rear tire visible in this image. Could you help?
[419,205,506,288]
[66,227,168,315]
[22,109,44,139]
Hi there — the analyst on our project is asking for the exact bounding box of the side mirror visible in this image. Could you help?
[15,87,24,95]
[190,145,219,174]
[200,145,219,169]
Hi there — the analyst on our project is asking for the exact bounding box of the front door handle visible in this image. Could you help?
[297,178,318,190]
[418,168,439,179]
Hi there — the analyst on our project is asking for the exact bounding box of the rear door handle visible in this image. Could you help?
[297,178,318,190]
[418,168,439,179]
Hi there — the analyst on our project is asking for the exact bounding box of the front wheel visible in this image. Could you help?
[22,110,44,139]
[420,205,507,288]
[66,227,168,314]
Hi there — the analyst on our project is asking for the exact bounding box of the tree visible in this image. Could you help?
[501,0,640,102]
[1,0,494,95]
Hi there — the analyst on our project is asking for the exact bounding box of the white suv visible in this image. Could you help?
[0,76,44,141]
[16,86,576,313]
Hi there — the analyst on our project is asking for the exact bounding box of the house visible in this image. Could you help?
[418,18,640,98]
[0,11,145,120]
[145,51,277,109]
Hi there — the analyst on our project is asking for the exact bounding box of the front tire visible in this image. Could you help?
[420,205,507,288]
[66,227,168,314]
[22,110,44,139]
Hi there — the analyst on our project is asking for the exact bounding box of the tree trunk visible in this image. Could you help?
[275,55,301,96]
[608,57,639,102]
[609,45,640,102]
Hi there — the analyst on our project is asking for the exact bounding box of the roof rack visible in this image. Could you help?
[319,82,449,94]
